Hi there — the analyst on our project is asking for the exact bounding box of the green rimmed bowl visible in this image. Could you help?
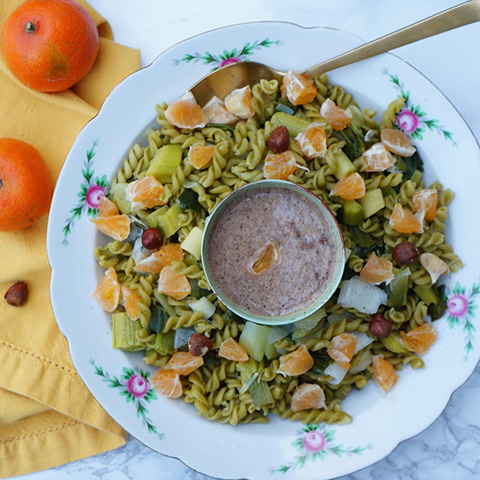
[201,179,346,325]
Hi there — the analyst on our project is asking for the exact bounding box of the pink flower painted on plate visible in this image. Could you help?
[85,184,106,209]
[219,57,241,68]
[396,109,419,133]
[447,294,469,318]
[126,374,150,398]
[303,430,327,453]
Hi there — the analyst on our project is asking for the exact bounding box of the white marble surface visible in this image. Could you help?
[20,1,480,479]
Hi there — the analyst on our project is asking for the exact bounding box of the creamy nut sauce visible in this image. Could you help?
[207,186,339,317]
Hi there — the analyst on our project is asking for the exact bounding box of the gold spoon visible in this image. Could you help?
[190,0,480,105]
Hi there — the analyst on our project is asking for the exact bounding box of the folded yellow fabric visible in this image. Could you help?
[0,1,141,477]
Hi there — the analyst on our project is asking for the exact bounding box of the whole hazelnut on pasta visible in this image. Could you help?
[188,333,213,357]
[4,281,28,306]
[142,228,163,250]
[369,314,392,339]
[392,241,419,265]
[268,126,290,153]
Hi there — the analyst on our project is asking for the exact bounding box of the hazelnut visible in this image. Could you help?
[369,314,392,339]
[392,241,420,265]
[142,228,163,250]
[268,126,290,153]
[4,281,28,306]
[188,333,213,357]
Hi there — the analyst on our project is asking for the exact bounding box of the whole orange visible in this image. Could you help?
[0,138,53,231]
[1,0,99,92]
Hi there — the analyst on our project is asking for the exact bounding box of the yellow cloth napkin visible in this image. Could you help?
[0,1,140,477]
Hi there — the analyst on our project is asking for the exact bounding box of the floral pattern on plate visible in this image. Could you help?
[383,68,456,145]
[90,359,164,438]
[270,424,371,474]
[62,140,107,245]
[173,38,282,70]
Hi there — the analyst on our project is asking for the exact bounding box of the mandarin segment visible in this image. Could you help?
[165,91,207,129]
[278,345,314,376]
[371,355,398,392]
[224,86,255,119]
[91,214,131,241]
[400,323,437,355]
[263,151,299,180]
[320,98,353,131]
[168,351,204,375]
[150,369,183,398]
[419,252,449,284]
[330,172,365,200]
[157,265,191,300]
[290,383,326,412]
[295,122,327,159]
[188,145,216,169]
[218,337,249,362]
[359,252,394,285]
[121,285,141,321]
[125,175,166,210]
[93,267,120,312]
[327,333,356,369]
[380,128,416,157]
[250,242,278,274]
[134,243,184,274]
[281,71,317,105]
[389,203,423,234]
[98,196,119,217]
[202,96,239,124]
[363,142,395,172]
[412,188,438,221]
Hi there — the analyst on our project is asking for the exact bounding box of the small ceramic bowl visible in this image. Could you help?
[201,179,345,325]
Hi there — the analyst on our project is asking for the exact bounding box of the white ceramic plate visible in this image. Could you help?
[47,22,480,480]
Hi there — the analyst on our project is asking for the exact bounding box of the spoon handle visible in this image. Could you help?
[303,0,480,77]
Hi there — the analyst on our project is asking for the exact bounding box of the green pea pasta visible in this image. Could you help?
[93,72,461,426]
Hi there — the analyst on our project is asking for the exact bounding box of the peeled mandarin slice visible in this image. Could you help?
[278,345,314,376]
[168,351,204,375]
[250,242,278,274]
[219,337,249,362]
[400,323,437,355]
[327,333,356,369]
[320,98,353,131]
[281,71,317,105]
[202,96,239,124]
[121,284,141,320]
[150,369,183,398]
[359,252,394,285]
[93,267,120,312]
[389,203,423,234]
[134,243,184,274]
[363,142,395,172]
[125,175,166,210]
[98,196,119,217]
[157,265,191,300]
[330,172,365,200]
[165,91,206,129]
[295,122,327,159]
[380,128,416,157]
[371,355,398,392]
[290,383,326,412]
[188,145,216,169]
[412,188,438,221]
[224,85,255,119]
[91,214,131,241]
[263,151,299,180]
[419,252,449,284]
